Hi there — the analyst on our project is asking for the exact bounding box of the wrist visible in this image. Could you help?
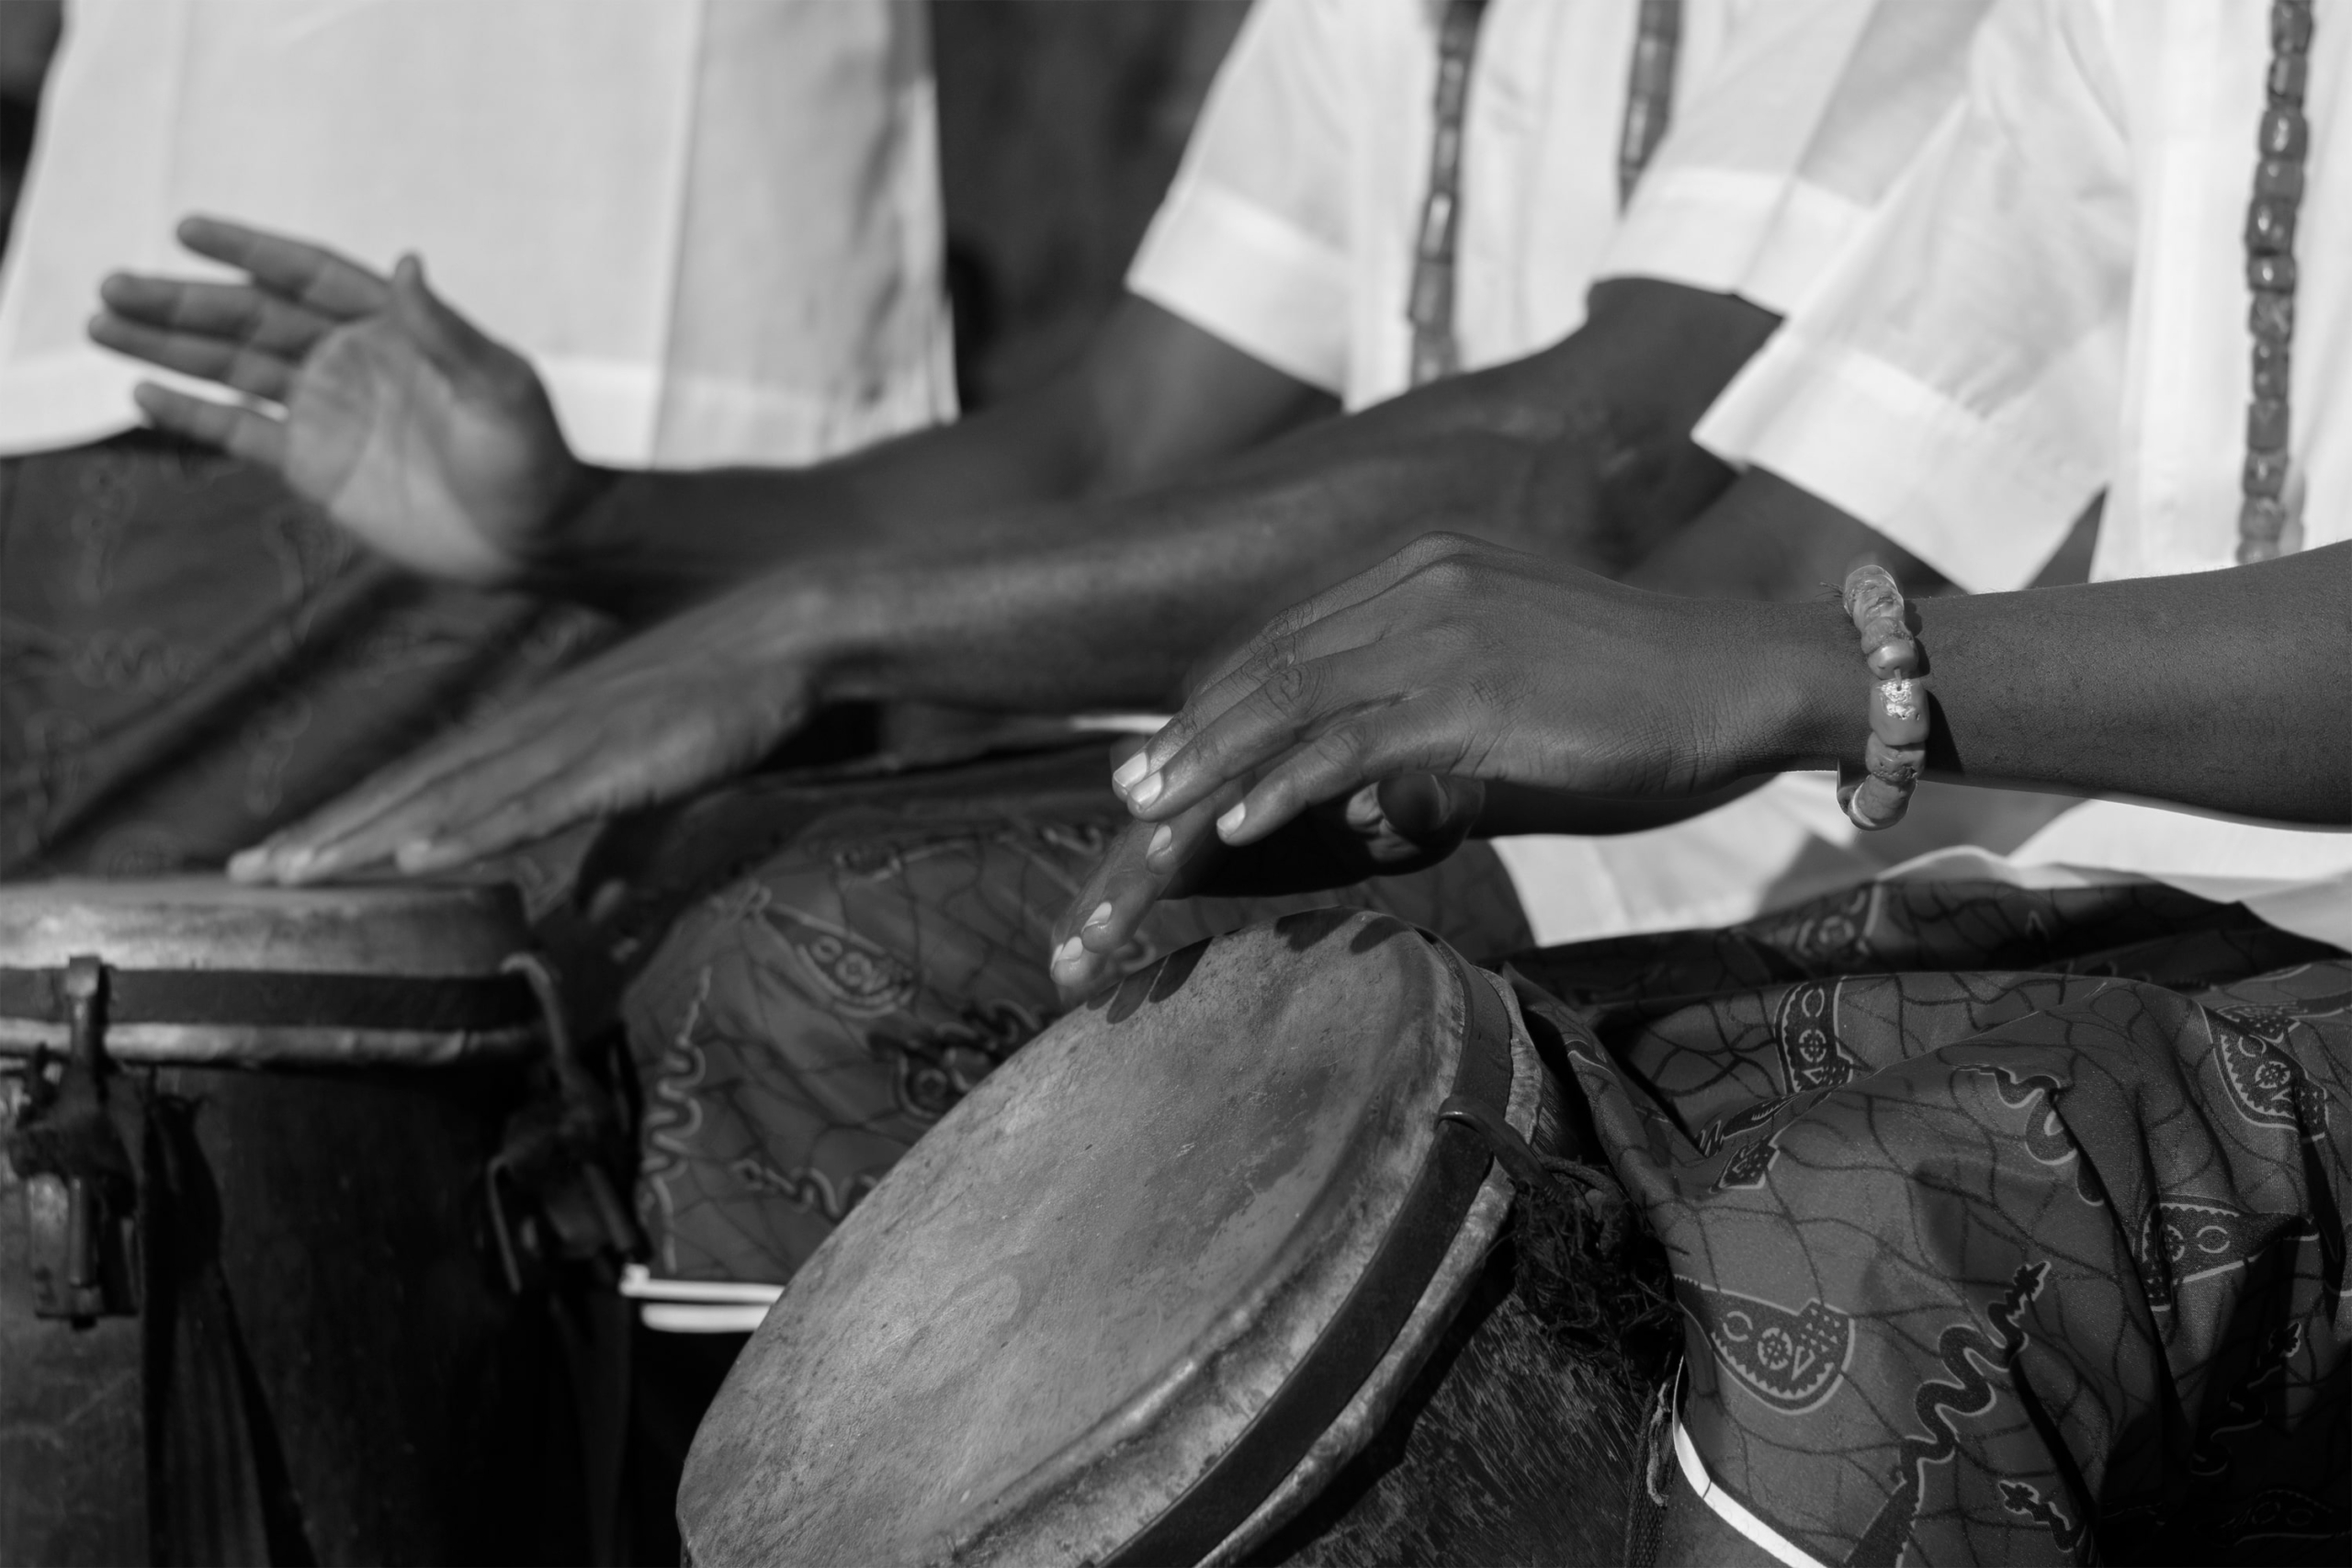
[1711,597,1863,780]
[515,458,619,590]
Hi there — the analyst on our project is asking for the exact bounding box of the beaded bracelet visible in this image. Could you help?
[1836,565,1927,830]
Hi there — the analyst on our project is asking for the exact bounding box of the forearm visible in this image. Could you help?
[808,439,1580,715]
[1733,542,2351,822]
[535,377,1117,616]
[533,297,1338,617]
[1626,466,1952,602]
[780,281,1782,712]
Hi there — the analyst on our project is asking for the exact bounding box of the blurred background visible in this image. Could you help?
[0,2,1250,412]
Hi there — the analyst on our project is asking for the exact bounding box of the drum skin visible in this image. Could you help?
[0,877,582,1566]
[679,908,1538,1568]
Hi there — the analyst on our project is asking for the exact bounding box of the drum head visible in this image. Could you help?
[0,875,527,974]
[680,908,1533,1567]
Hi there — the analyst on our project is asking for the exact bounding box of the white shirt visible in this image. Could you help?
[1126,0,2004,946]
[0,0,955,468]
[1697,0,2352,947]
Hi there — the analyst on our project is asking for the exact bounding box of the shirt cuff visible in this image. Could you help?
[1125,175,1351,394]
[1599,167,1791,302]
[1694,329,2109,592]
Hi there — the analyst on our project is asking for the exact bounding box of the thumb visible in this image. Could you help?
[1372,773,1485,847]
[388,254,519,389]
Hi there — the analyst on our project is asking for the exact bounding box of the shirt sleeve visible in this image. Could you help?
[1124,0,1355,392]
[1600,0,1882,310]
[1693,0,2130,591]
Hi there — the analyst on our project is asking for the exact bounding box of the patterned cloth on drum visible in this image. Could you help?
[0,430,609,880]
[606,745,1532,1289]
[1513,878,2349,1566]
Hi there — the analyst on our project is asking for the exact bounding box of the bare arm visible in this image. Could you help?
[220,279,1779,882]
[88,220,1332,615]
[539,296,1339,613]
[1047,536,2346,994]
[778,279,1780,715]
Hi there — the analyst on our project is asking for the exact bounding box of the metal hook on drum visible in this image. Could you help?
[485,952,643,1295]
[3,955,141,1319]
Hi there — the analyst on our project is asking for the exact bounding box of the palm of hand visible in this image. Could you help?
[288,320,572,585]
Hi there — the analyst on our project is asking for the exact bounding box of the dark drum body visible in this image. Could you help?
[0,879,587,1567]
[682,909,1664,1568]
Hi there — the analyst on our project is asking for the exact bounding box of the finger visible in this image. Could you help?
[130,383,288,469]
[1047,778,1245,1000]
[1128,633,1430,824]
[1047,823,1154,998]
[227,709,572,883]
[175,214,388,317]
[94,312,300,402]
[1329,773,1486,871]
[390,741,672,873]
[1114,600,1392,811]
[95,275,340,356]
[387,254,521,389]
[1217,701,1464,849]
[1372,773,1483,843]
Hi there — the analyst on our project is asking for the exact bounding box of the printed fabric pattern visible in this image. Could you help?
[0,432,609,880]
[1515,881,2349,1566]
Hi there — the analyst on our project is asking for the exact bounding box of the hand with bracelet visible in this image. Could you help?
[1051,530,2351,998]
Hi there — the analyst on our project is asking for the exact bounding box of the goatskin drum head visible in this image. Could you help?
[680,908,1531,1567]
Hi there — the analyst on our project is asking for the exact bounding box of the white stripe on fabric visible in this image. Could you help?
[1672,1418,1830,1568]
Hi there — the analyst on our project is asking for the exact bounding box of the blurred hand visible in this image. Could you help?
[1048,767,1485,999]
[226,586,826,884]
[89,215,583,585]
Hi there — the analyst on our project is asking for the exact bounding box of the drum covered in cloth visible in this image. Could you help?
[0,877,589,1567]
[681,907,1631,1566]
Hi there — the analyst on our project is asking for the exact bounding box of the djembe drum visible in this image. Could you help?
[680,908,1668,1567]
[0,877,632,1567]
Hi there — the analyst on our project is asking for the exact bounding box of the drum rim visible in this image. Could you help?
[1091,937,1517,1567]
[0,875,532,976]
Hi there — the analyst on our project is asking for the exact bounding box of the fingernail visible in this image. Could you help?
[1146,825,1173,863]
[1217,802,1248,837]
[1051,936,1085,974]
[1112,752,1151,792]
[227,848,267,880]
[394,840,435,870]
[1127,772,1163,809]
[1082,900,1114,931]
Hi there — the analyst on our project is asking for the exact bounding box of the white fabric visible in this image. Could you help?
[1130,0,2001,949]
[1601,0,1996,316]
[1128,0,1751,412]
[0,0,955,468]
[1696,0,2352,949]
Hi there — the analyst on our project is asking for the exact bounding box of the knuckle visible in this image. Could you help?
[1263,660,1317,713]
[1396,531,1472,570]
[1413,555,1479,598]
[1311,724,1369,773]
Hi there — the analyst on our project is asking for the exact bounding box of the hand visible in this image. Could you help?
[1048,767,1485,999]
[89,215,583,585]
[1102,533,1810,851]
[226,587,826,884]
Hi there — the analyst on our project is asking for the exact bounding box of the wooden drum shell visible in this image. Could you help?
[0,878,581,1567]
